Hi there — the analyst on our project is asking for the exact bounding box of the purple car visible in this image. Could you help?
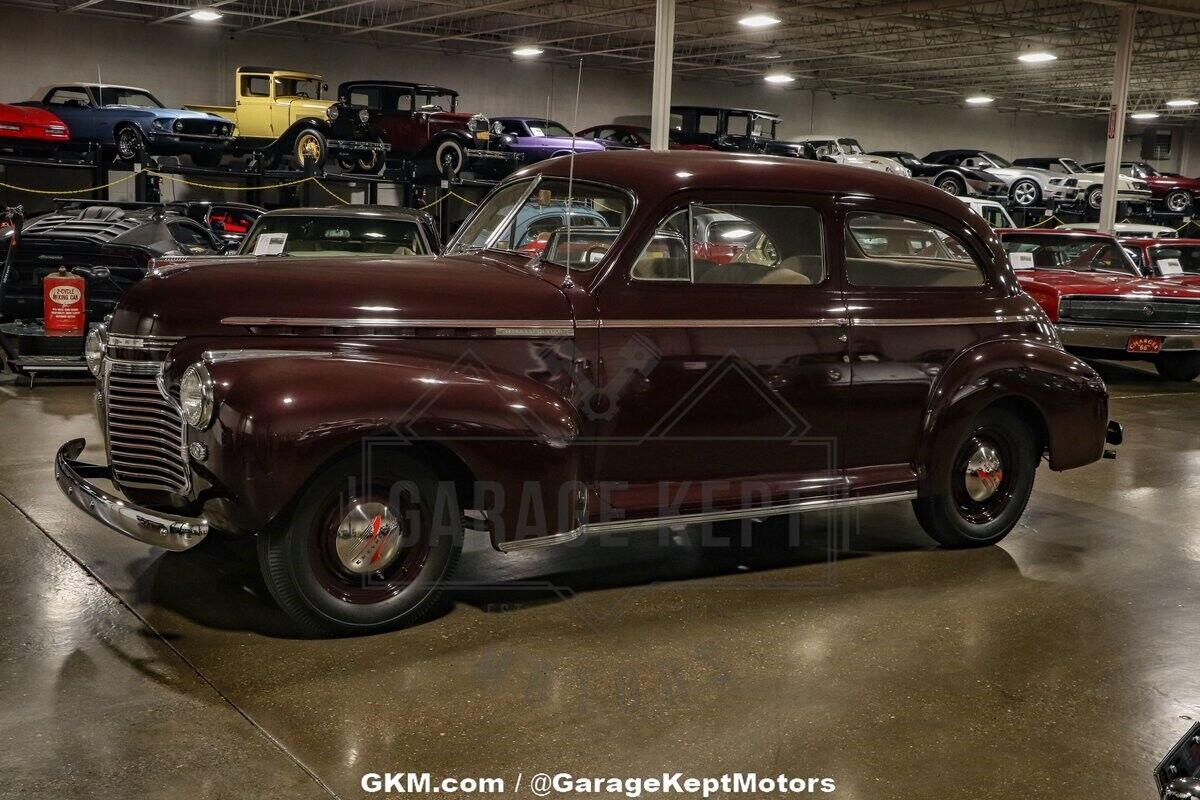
[492,117,614,163]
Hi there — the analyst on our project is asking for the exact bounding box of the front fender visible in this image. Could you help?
[167,348,582,543]
[917,337,1108,493]
[278,118,332,146]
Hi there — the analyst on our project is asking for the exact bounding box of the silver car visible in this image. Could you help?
[923,149,1080,208]
[1012,157,1152,212]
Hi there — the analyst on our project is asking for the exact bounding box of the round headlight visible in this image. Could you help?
[151,119,164,131]
[358,108,370,125]
[326,105,339,121]
[84,327,104,377]
[179,363,214,430]
[467,114,488,133]
[173,119,184,132]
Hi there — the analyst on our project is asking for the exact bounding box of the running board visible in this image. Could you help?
[495,490,918,553]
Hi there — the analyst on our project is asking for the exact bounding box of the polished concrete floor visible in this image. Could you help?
[0,362,1196,799]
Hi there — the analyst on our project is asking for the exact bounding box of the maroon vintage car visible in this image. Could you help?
[998,228,1200,381]
[56,151,1117,635]
[338,80,517,178]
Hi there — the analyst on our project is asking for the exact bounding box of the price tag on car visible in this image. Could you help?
[1127,335,1162,353]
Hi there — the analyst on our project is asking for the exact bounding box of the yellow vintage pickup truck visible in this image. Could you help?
[188,66,388,173]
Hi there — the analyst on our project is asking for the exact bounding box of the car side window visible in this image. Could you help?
[846,213,986,288]
[169,221,216,251]
[499,121,525,136]
[241,75,270,97]
[47,87,90,107]
[633,204,825,286]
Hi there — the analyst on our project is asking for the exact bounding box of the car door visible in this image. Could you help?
[43,86,97,141]
[587,190,849,522]
[236,72,274,139]
[837,196,1002,482]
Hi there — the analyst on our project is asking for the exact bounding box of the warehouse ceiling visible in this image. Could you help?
[12,0,1200,117]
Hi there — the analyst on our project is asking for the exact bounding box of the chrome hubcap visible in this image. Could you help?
[1089,189,1102,209]
[1168,193,1189,212]
[964,444,1004,502]
[939,180,960,195]
[335,502,403,574]
[1013,183,1035,205]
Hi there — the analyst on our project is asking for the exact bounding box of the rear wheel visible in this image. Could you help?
[936,174,966,196]
[257,452,462,636]
[1155,353,1200,382]
[433,138,466,177]
[912,407,1037,548]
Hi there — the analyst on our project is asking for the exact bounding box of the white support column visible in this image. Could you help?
[1099,4,1136,233]
[649,0,676,152]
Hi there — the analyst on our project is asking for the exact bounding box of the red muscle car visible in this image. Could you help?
[998,228,1200,381]
[576,124,712,151]
[0,102,69,151]
[1122,238,1200,285]
[56,152,1117,635]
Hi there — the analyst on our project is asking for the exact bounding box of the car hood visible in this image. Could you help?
[1016,269,1200,299]
[1149,175,1200,190]
[842,154,904,173]
[109,252,574,338]
[519,136,606,150]
[126,106,230,123]
[1,103,64,125]
[993,166,1056,181]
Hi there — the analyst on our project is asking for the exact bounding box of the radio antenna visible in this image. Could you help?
[96,65,104,106]
[563,58,583,288]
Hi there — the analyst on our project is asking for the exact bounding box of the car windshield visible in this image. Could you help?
[275,77,322,99]
[808,140,837,158]
[1147,244,1200,276]
[838,138,865,154]
[240,215,431,257]
[447,177,634,270]
[525,119,574,137]
[1061,159,1084,173]
[1001,234,1140,276]
[98,88,163,108]
[981,152,1012,168]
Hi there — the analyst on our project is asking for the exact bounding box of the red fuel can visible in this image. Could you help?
[43,267,86,336]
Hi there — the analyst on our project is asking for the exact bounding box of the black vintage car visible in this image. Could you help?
[871,150,1007,197]
[669,105,808,157]
[0,201,228,380]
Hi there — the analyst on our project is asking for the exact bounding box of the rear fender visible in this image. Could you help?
[917,337,1108,494]
[164,346,582,544]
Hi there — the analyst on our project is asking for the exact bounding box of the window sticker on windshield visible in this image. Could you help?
[1158,257,1183,275]
[1008,252,1035,270]
[529,126,545,137]
[254,232,288,255]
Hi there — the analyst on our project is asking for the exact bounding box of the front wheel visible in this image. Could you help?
[912,407,1038,548]
[432,138,467,177]
[292,129,328,169]
[1086,185,1104,211]
[1155,353,1200,382]
[113,124,145,162]
[257,452,463,636]
[1165,190,1193,214]
[1010,179,1041,208]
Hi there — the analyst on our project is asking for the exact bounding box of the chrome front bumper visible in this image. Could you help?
[1059,324,1200,352]
[54,438,208,552]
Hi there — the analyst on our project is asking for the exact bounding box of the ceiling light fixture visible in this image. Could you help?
[739,13,781,27]
[512,46,544,57]
[965,95,994,105]
[1131,111,1160,120]
[189,7,223,21]
[764,73,795,84]
[1166,99,1198,108]
[1017,51,1057,63]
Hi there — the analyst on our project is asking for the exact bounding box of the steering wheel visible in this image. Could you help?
[296,92,310,99]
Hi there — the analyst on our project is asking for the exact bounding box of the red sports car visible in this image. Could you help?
[576,124,711,151]
[0,103,69,151]
[1121,237,1200,284]
[998,227,1200,381]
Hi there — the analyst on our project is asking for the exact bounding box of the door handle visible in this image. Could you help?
[827,369,843,382]
[836,333,848,343]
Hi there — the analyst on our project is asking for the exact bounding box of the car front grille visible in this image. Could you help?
[175,119,228,137]
[103,339,188,494]
[1060,296,1200,327]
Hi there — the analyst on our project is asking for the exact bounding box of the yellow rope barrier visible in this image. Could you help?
[1023,214,1066,229]
[312,178,350,205]
[147,171,315,192]
[0,171,139,196]
[419,190,478,212]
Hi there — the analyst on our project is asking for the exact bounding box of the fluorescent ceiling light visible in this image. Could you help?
[1166,99,1198,108]
[512,46,544,57]
[739,13,781,27]
[764,73,794,84]
[1018,51,1057,63]
[189,8,223,21]
[965,95,994,105]
[1131,112,1160,120]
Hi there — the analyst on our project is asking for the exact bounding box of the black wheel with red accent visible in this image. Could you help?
[912,407,1037,548]
[258,452,462,636]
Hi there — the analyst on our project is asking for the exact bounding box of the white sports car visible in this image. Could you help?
[792,136,911,177]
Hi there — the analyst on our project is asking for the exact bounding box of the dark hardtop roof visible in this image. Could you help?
[21,204,187,247]
[513,150,982,224]
[671,105,780,119]
[237,66,317,75]
[258,204,428,221]
[339,80,458,96]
